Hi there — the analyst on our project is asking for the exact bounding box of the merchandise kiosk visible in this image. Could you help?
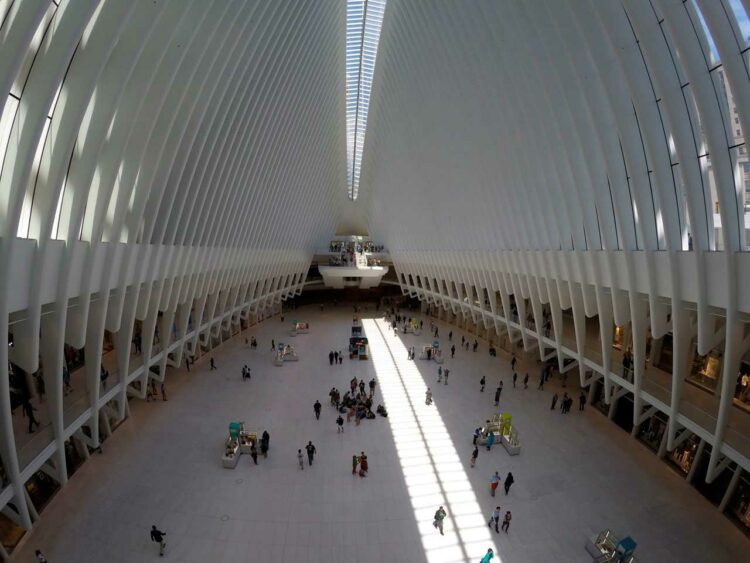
[585,529,638,562]
[419,341,443,363]
[403,319,420,335]
[222,422,242,468]
[349,336,369,360]
[479,413,521,454]
[289,321,309,336]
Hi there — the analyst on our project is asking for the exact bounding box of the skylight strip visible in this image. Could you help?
[346,0,386,200]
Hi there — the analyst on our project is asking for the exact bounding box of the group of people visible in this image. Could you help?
[549,391,586,413]
[352,451,369,477]
[328,377,386,428]
[244,335,257,349]
[328,350,345,365]
[241,365,252,381]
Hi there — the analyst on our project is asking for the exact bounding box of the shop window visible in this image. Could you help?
[692,446,734,506]
[666,434,701,475]
[688,349,722,392]
[636,412,667,453]
[727,470,750,536]
[734,362,750,411]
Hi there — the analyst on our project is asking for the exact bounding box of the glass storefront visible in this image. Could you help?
[688,350,722,392]
[727,471,750,536]
[636,413,667,453]
[667,434,701,475]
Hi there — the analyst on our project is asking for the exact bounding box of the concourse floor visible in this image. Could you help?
[12,305,750,563]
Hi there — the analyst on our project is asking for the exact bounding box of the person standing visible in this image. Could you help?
[369,378,376,397]
[537,368,544,390]
[35,550,47,562]
[494,386,501,407]
[250,443,258,465]
[359,453,368,476]
[329,351,334,365]
[524,372,529,389]
[314,400,322,420]
[473,427,481,445]
[488,506,501,533]
[209,357,216,370]
[504,472,514,495]
[336,415,344,433]
[352,455,359,474]
[490,472,501,497]
[451,344,456,358]
[579,391,587,411]
[560,392,569,413]
[448,330,453,341]
[443,369,449,385]
[480,376,486,392]
[185,355,190,372]
[501,511,512,533]
[471,445,479,468]
[432,506,447,536]
[261,431,269,458]
[150,525,167,556]
[480,548,495,563]
[512,372,517,388]
[334,351,339,364]
[297,449,304,470]
[437,366,443,383]
[160,383,167,401]
[486,431,495,452]
[425,388,433,405]
[511,354,517,371]
[338,351,343,365]
[550,393,559,410]
[22,399,39,433]
[271,339,275,351]
[305,441,316,466]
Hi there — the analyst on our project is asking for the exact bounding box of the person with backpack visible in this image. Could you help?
[432,506,447,535]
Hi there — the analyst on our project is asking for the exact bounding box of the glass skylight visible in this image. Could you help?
[346,0,386,200]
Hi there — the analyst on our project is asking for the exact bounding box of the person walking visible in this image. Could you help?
[480,376,486,392]
[338,351,343,364]
[504,472,514,495]
[443,368,449,385]
[185,355,191,372]
[250,443,258,465]
[369,378,376,397]
[494,386,501,407]
[480,548,495,563]
[425,388,433,405]
[209,357,216,370]
[486,431,495,452]
[297,449,304,470]
[550,392,559,410]
[448,330,453,341]
[160,383,167,401]
[501,511,512,533]
[150,525,167,556]
[359,453,368,476]
[261,431,269,458]
[329,351,334,365]
[524,372,529,389]
[451,344,455,358]
[305,441,316,466]
[471,445,479,468]
[560,392,569,413]
[473,427,481,445]
[336,414,344,433]
[433,506,447,536]
[511,354,517,371]
[579,391,587,411]
[352,455,359,475]
[22,399,39,433]
[537,368,544,390]
[512,372,517,388]
[334,351,339,364]
[35,550,47,562]
[314,400,322,420]
[271,339,275,351]
[488,507,501,533]
[437,366,443,383]
[490,471,501,497]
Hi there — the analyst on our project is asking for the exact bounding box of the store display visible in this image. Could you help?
[289,321,310,336]
[349,336,369,360]
[273,342,299,365]
[222,422,258,468]
[585,529,638,562]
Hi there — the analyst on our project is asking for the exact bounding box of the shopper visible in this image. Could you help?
[504,472,514,495]
[550,393,558,410]
[488,506,501,533]
[480,376,486,392]
[314,400,322,420]
[494,386,501,407]
[150,525,167,556]
[512,372,517,388]
[35,550,47,562]
[471,445,479,468]
[338,352,343,365]
[480,548,495,563]
[473,340,478,352]
[579,391,587,411]
[352,455,359,475]
[336,415,344,433]
[209,357,217,371]
[22,399,39,433]
[486,431,494,452]
[297,449,304,470]
[305,441,316,466]
[433,506,447,536]
[490,472,501,497]
[501,511,512,533]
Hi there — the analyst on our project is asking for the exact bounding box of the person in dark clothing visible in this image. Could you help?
[550,393,558,410]
[334,351,339,363]
[209,357,216,370]
[250,443,258,465]
[314,400,322,420]
[512,372,517,388]
[504,472,514,495]
[451,344,456,358]
[560,392,569,413]
[369,378,376,397]
[22,400,39,433]
[494,387,501,407]
[337,415,344,433]
[579,391,587,411]
[480,376,486,392]
[329,351,334,365]
[185,356,190,372]
[271,339,275,351]
[261,430,270,457]
[511,354,517,371]
[305,441,316,466]
[473,340,478,352]
[150,525,166,556]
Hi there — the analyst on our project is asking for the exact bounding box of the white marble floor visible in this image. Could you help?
[11,305,750,562]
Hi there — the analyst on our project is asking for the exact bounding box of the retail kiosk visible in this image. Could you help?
[289,321,309,336]
[273,342,299,365]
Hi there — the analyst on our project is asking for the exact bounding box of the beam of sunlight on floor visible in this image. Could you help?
[363,318,500,563]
